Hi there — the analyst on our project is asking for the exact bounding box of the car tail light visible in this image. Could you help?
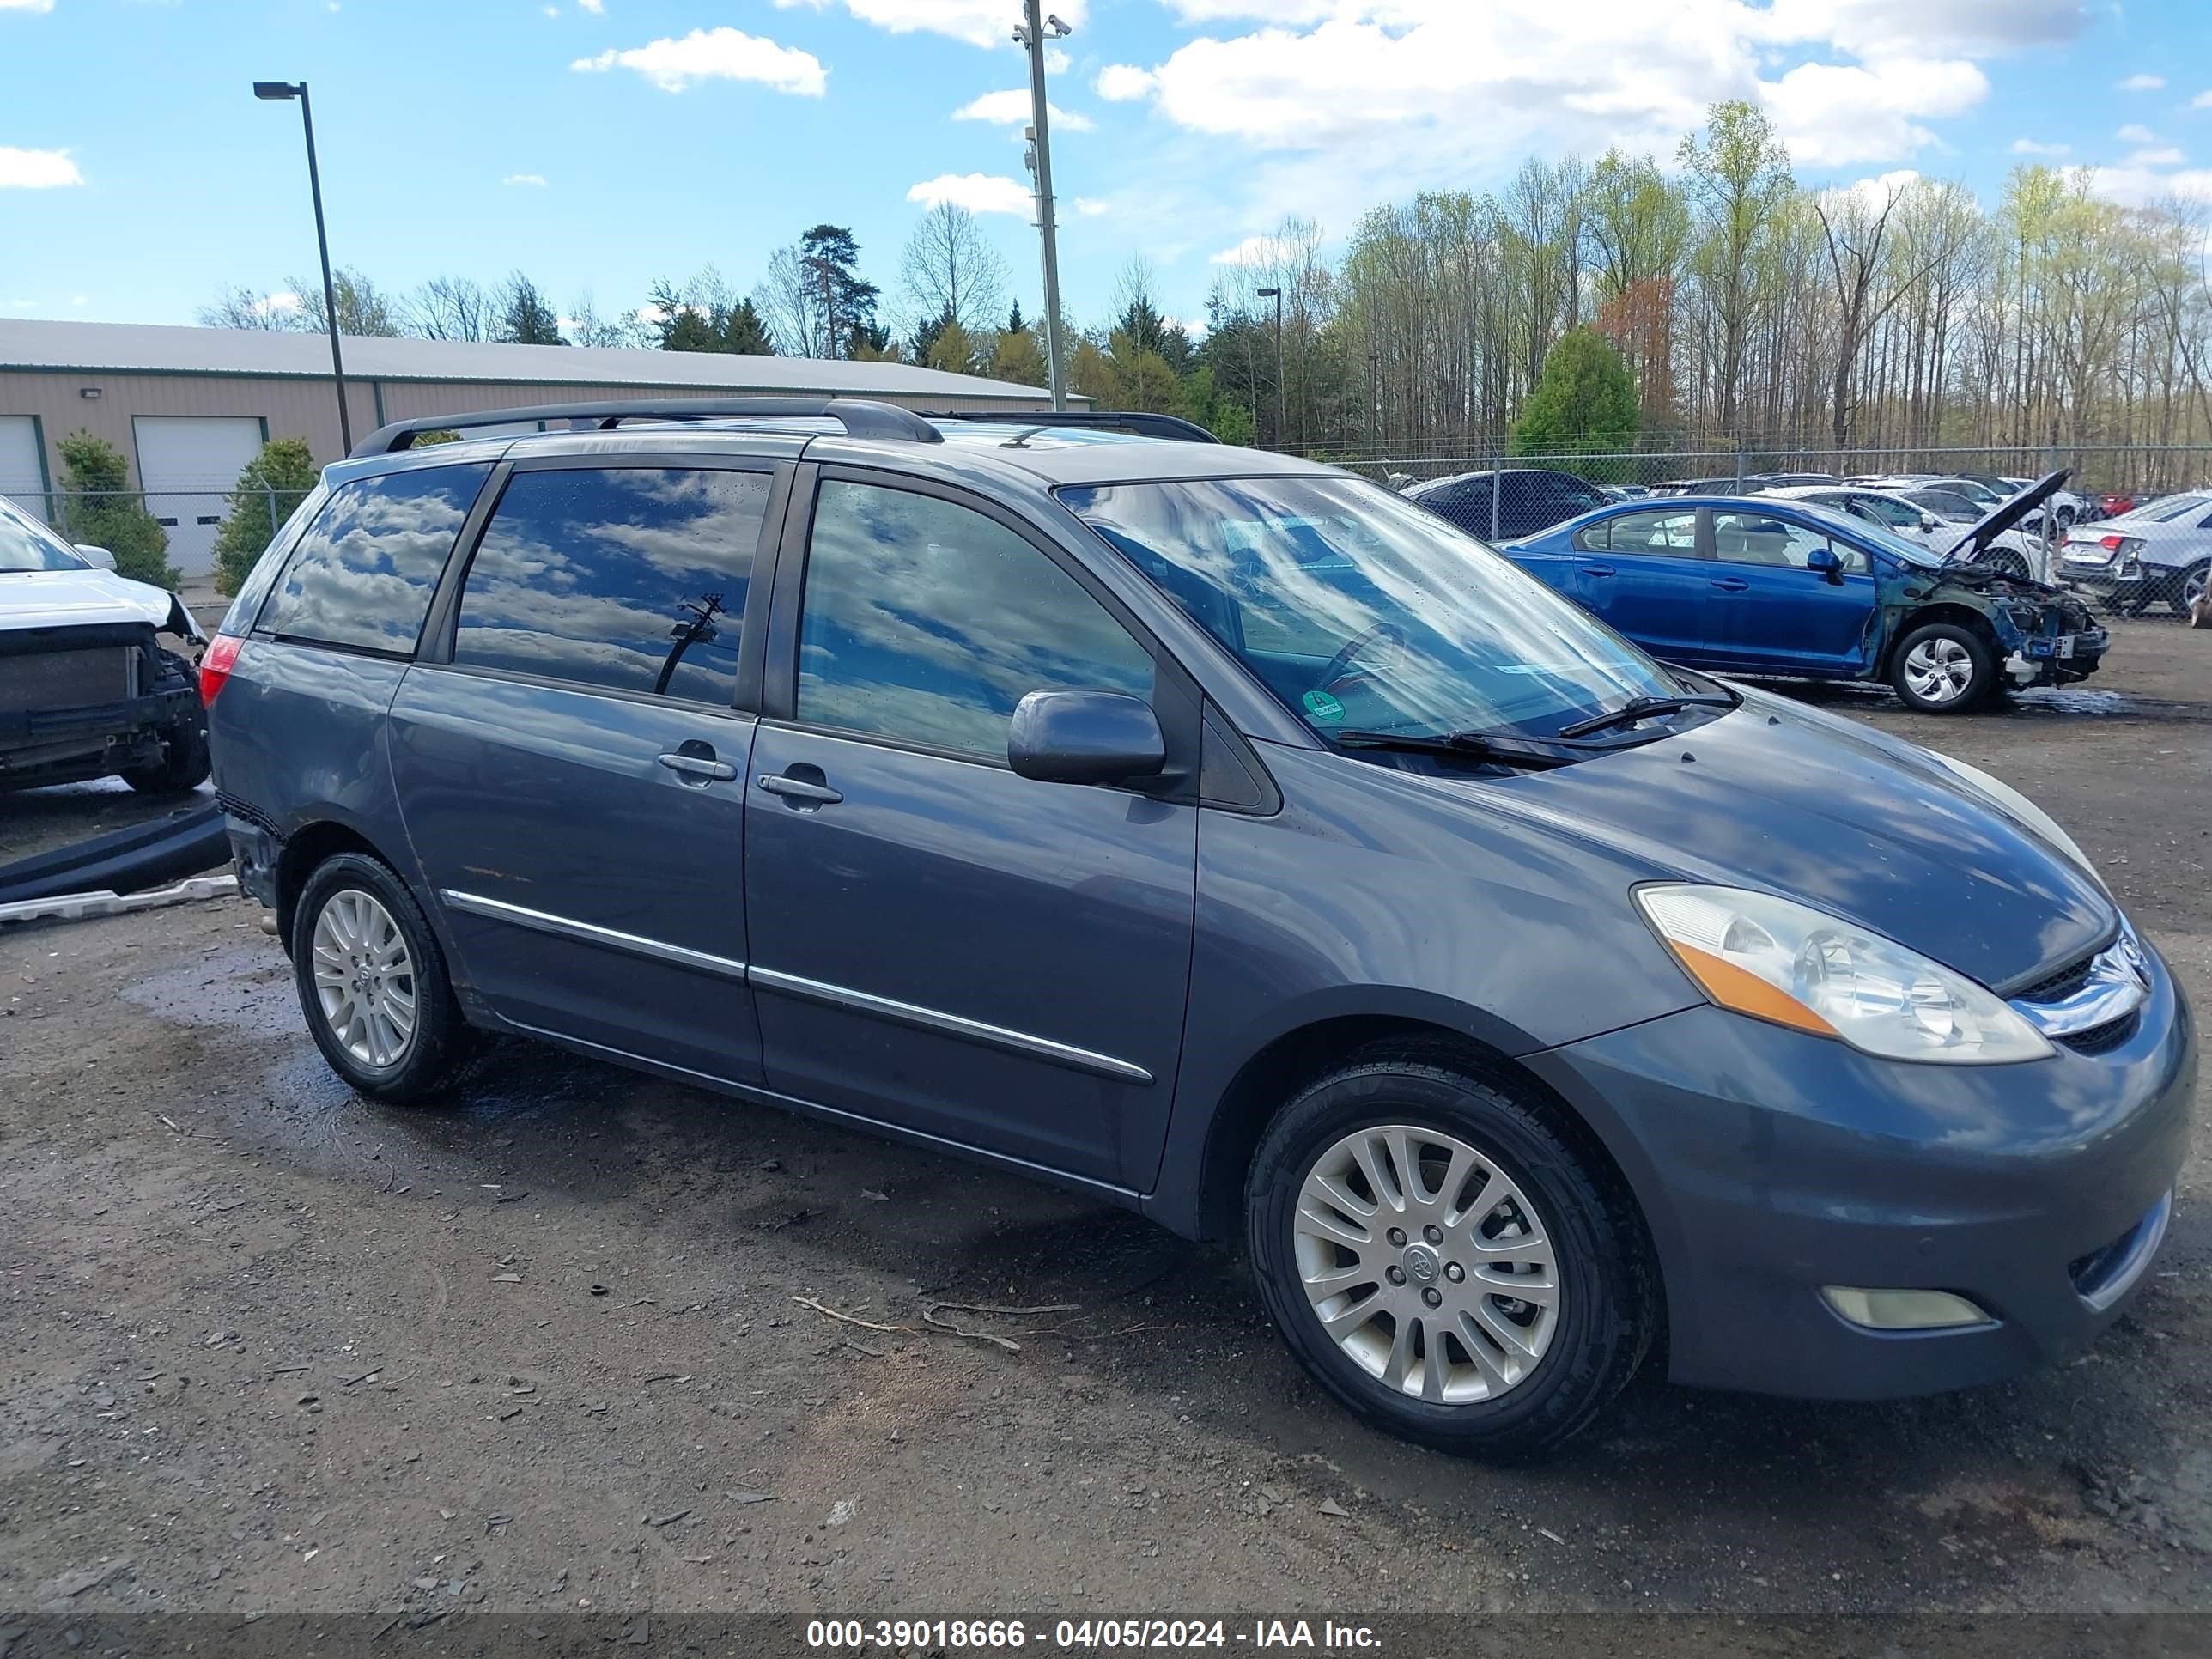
[2069,532,2143,556]
[199,634,245,703]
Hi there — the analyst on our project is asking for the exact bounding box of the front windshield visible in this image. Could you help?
[1795,501,1939,566]
[0,498,91,573]
[1059,474,1698,744]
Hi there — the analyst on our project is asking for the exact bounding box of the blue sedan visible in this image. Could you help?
[1496,495,2107,713]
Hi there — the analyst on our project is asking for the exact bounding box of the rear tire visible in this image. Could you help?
[1244,1052,1656,1460]
[120,717,209,795]
[291,851,472,1104]
[1890,621,1996,714]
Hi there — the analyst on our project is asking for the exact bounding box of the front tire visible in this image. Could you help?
[1891,621,1996,714]
[1245,1053,1656,1459]
[120,717,210,795]
[291,852,471,1103]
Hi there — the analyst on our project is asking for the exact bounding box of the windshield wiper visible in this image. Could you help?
[1554,692,1736,740]
[1332,728,1583,770]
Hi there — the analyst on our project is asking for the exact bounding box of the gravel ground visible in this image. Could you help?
[0,619,2206,1650]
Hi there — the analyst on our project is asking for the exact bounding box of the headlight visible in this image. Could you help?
[1921,750,2103,890]
[1637,885,2051,1065]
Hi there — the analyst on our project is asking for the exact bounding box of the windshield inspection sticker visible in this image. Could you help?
[1303,690,1346,723]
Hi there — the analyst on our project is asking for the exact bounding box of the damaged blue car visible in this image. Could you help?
[1498,471,2104,713]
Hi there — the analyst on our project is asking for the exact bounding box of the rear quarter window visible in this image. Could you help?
[256,465,489,654]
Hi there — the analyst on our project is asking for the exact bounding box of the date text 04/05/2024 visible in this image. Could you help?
[805,1618,1383,1650]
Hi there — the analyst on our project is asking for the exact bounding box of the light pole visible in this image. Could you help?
[253,80,351,453]
[1014,3,1072,411]
[1257,285,1285,452]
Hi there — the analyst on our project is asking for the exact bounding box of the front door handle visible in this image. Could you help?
[658,750,738,782]
[1579,563,1616,578]
[757,773,844,806]
[1710,577,1750,592]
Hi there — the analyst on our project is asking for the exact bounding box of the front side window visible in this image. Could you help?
[1062,475,1693,745]
[1712,511,1869,574]
[452,467,769,705]
[258,464,489,653]
[796,480,1154,758]
[1848,493,1923,529]
[1583,509,1698,555]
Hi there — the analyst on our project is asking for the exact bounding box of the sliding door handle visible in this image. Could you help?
[757,774,843,806]
[658,751,738,782]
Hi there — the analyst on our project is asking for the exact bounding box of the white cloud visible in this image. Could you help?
[501,172,548,186]
[2117,122,2156,144]
[70,294,85,307]
[576,0,603,9]
[2010,137,2069,155]
[2195,90,2212,111]
[572,27,826,95]
[954,88,1092,130]
[1209,233,1284,266]
[2117,73,2165,92]
[2126,147,2186,167]
[0,146,82,188]
[0,0,58,12]
[2084,165,2212,208]
[1043,46,1071,75]
[775,0,1086,51]
[1756,0,2080,58]
[258,291,304,319]
[906,172,1033,215]
[1095,64,1156,101]
[1072,196,1109,216]
[1760,57,1987,165]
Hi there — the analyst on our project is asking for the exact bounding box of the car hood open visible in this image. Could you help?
[0,568,204,642]
[1944,468,2069,565]
[1446,688,2112,993]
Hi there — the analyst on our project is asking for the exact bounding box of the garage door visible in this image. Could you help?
[134,416,265,578]
[0,416,46,524]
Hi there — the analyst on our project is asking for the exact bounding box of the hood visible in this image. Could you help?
[1435,687,2112,991]
[1943,467,2068,565]
[0,568,205,642]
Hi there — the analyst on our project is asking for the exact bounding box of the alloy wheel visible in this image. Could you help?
[1902,636,1975,704]
[2185,568,2209,613]
[1293,1124,1559,1405]
[310,888,418,1068]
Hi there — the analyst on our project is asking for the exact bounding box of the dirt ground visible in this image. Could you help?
[2,619,2208,1650]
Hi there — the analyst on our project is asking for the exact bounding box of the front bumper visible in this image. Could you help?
[1527,941,2194,1400]
[2004,623,2106,687]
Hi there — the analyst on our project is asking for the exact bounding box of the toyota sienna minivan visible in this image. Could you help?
[205,399,2194,1456]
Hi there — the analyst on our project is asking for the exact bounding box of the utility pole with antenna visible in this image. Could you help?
[1015,3,1073,411]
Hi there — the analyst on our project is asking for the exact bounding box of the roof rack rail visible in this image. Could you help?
[349,397,945,459]
[922,409,1220,444]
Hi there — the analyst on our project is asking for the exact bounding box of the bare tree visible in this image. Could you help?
[406,276,493,341]
[898,203,1007,340]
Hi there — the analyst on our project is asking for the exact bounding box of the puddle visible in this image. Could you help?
[2011,687,2134,716]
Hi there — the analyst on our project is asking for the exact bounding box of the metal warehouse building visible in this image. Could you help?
[0,319,1076,576]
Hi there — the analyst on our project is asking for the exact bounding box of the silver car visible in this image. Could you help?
[2060,490,2212,616]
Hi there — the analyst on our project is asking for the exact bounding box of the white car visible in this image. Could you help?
[0,493,210,794]
[1759,484,2047,577]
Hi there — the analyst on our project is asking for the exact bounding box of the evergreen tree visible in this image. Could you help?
[211,438,319,595]
[495,273,566,345]
[1006,299,1025,333]
[54,431,175,589]
[1510,327,1640,470]
[799,225,880,361]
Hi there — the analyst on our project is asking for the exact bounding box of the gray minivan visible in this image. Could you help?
[205,399,2194,1456]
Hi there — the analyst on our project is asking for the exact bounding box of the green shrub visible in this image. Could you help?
[53,430,177,589]
[212,438,320,595]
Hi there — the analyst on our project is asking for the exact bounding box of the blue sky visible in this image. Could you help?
[4,0,2210,342]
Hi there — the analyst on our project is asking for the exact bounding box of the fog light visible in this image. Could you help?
[1821,1286,1995,1331]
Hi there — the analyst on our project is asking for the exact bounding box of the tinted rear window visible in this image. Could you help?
[257,465,489,653]
[451,466,769,705]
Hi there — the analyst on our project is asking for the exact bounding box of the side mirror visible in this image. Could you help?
[1918,513,1939,534]
[1805,545,1844,584]
[76,544,117,570]
[1007,690,1165,787]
